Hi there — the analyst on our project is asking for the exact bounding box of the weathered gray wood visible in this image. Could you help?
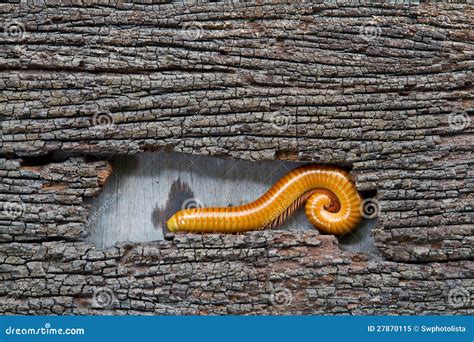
[87,152,301,247]
[0,0,473,315]
[86,152,378,256]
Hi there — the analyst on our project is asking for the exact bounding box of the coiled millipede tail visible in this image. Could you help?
[167,164,363,236]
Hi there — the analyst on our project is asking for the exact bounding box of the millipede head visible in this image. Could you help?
[166,214,179,232]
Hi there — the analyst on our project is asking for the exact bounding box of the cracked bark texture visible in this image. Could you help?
[0,1,473,315]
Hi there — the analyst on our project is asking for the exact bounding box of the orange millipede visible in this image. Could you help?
[166,164,363,236]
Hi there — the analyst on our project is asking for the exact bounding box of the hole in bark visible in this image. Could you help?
[19,154,54,167]
[19,151,73,166]
[86,152,378,256]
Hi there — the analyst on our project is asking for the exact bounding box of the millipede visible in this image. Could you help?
[166,164,363,236]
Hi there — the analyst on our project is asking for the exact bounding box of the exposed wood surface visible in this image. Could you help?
[0,1,473,315]
[86,152,378,256]
[88,152,303,247]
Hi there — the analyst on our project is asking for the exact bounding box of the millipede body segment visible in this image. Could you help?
[166,164,363,236]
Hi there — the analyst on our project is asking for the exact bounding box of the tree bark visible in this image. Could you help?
[0,1,472,315]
